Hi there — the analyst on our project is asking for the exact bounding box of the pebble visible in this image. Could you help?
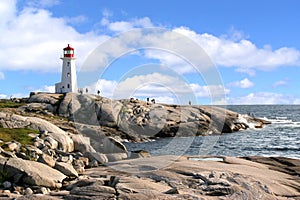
[3,181,12,189]
[3,190,11,194]
[24,187,33,195]
[59,156,69,163]
[39,187,49,194]
[6,142,19,152]
[89,160,98,167]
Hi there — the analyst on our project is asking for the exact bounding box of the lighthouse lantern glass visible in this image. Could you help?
[64,50,73,54]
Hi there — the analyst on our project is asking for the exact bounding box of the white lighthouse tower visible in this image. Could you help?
[55,44,77,93]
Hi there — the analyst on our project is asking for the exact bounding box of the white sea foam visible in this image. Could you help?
[237,114,256,129]
[262,116,293,124]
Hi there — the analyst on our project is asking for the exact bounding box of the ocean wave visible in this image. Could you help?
[242,146,300,152]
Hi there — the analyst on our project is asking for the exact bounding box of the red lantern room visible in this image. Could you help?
[63,44,74,58]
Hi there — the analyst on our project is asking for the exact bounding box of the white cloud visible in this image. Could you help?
[228,78,254,89]
[293,99,300,104]
[0,1,108,72]
[101,13,153,32]
[221,27,248,42]
[190,84,230,98]
[227,92,300,105]
[0,0,16,28]
[0,94,7,99]
[88,79,118,98]
[272,80,288,88]
[154,96,176,104]
[107,17,153,32]
[174,27,300,72]
[235,68,256,76]
[113,73,193,99]
[42,85,55,93]
[86,73,228,104]
[143,50,196,74]
[3,1,299,77]
[0,72,4,80]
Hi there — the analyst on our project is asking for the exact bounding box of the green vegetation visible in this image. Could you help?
[0,127,38,146]
[0,101,25,108]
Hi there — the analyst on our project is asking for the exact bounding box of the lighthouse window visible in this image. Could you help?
[67,73,70,77]
[67,84,70,88]
[67,62,70,66]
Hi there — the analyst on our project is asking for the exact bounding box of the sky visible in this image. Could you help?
[0,0,300,105]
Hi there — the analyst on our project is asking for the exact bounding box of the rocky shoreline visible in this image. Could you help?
[0,93,299,199]
[22,92,270,141]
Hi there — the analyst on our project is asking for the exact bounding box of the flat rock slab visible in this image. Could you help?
[85,155,300,199]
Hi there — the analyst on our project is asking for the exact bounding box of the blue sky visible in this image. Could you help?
[0,0,300,104]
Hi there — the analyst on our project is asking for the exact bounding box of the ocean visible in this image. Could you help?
[124,105,300,159]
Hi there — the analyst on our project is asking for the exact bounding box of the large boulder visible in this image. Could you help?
[71,134,96,153]
[54,162,78,178]
[0,158,66,189]
[106,153,128,162]
[103,137,127,154]
[18,103,55,114]
[94,99,123,127]
[58,93,81,118]
[58,93,99,125]
[84,152,108,165]
[28,93,62,105]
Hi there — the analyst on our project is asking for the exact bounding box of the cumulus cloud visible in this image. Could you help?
[88,79,118,98]
[227,92,300,105]
[0,0,16,28]
[101,12,153,32]
[0,1,107,72]
[85,23,300,77]
[174,27,300,73]
[42,85,55,93]
[2,1,299,77]
[190,84,230,98]
[113,73,193,99]
[228,78,254,89]
[86,72,227,104]
[143,50,197,74]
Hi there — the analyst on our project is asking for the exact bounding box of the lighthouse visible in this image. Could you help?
[55,44,78,93]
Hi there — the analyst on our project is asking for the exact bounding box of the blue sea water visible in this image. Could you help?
[124,105,300,159]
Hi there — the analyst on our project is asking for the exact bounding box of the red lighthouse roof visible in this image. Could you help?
[63,44,74,58]
[63,44,74,50]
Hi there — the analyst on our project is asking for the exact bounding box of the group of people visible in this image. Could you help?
[77,88,101,96]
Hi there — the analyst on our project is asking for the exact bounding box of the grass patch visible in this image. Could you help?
[0,127,38,146]
[0,101,25,108]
